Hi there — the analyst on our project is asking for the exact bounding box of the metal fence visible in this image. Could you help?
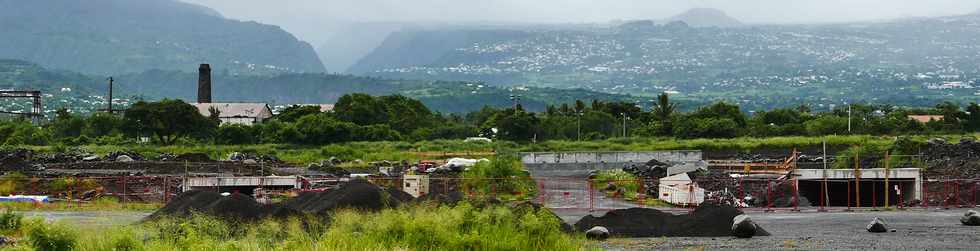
[0,175,976,212]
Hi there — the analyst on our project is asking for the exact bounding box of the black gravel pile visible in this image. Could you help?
[621,159,670,196]
[921,138,980,178]
[147,190,266,221]
[106,151,144,161]
[573,203,770,237]
[281,179,408,214]
[150,179,413,222]
[167,153,213,162]
[0,149,32,171]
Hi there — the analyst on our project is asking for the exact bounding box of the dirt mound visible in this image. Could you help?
[106,151,144,162]
[573,203,770,237]
[168,153,213,162]
[0,149,32,171]
[282,179,408,214]
[922,138,980,178]
[148,190,265,221]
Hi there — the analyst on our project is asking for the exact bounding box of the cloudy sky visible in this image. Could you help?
[182,0,980,44]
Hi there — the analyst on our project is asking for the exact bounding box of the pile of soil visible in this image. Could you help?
[0,149,32,171]
[280,179,410,214]
[106,151,144,161]
[164,153,213,162]
[573,203,771,237]
[921,138,980,178]
[150,179,414,221]
[147,190,266,221]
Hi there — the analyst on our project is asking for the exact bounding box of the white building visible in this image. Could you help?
[659,173,706,206]
[193,103,273,126]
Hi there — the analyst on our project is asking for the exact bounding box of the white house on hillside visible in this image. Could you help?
[193,103,273,126]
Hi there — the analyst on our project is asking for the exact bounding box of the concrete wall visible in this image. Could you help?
[520,151,702,177]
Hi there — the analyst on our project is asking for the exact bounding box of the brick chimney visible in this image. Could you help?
[197,64,212,103]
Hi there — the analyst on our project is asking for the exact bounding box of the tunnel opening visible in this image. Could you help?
[799,179,915,207]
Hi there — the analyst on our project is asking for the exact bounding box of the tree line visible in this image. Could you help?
[1,93,979,146]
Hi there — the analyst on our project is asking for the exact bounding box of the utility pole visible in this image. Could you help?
[847,104,852,133]
[821,140,829,211]
[621,112,629,139]
[884,151,890,208]
[107,77,114,114]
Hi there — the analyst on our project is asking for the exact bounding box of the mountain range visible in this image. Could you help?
[345,10,980,110]
[0,0,324,76]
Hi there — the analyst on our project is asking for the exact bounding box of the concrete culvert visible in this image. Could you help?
[867,217,889,233]
[586,226,610,240]
[731,214,758,238]
[961,210,980,226]
[574,203,770,237]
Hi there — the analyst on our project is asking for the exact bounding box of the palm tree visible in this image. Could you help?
[652,93,676,135]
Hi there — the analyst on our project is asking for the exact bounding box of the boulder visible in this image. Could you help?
[585,226,610,240]
[82,155,100,162]
[115,155,134,162]
[866,217,889,233]
[731,214,758,238]
[243,159,258,165]
[961,210,980,226]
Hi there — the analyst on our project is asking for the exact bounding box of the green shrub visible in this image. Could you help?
[29,223,78,251]
[0,210,23,234]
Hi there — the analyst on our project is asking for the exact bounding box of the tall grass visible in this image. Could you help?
[1,203,587,251]
[592,169,642,200]
[319,203,586,251]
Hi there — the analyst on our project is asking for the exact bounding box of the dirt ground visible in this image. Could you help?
[586,208,980,250]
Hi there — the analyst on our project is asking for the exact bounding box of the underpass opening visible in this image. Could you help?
[798,179,916,207]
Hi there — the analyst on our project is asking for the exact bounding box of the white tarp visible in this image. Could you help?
[440,158,489,168]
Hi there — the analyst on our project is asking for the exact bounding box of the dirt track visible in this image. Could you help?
[594,208,980,250]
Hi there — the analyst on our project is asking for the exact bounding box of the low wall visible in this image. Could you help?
[520,151,702,177]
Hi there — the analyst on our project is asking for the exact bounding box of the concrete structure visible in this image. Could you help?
[192,103,273,125]
[520,151,702,176]
[402,175,430,197]
[659,173,706,206]
[182,176,300,195]
[793,168,922,206]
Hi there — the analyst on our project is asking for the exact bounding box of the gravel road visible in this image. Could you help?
[593,208,980,250]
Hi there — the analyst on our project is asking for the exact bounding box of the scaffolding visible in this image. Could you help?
[0,90,43,124]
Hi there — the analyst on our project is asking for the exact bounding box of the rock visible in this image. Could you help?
[228,152,246,161]
[867,217,889,233]
[0,236,14,245]
[115,155,134,162]
[961,210,980,226]
[731,214,758,238]
[243,159,258,165]
[82,155,100,162]
[585,226,610,240]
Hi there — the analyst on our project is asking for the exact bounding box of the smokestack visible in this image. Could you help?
[197,64,212,103]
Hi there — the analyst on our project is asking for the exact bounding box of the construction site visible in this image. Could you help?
[0,136,979,248]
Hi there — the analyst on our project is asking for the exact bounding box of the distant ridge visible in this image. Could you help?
[666,8,742,27]
[0,0,324,75]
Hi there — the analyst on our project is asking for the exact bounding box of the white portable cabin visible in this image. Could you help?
[658,173,705,206]
[402,175,430,198]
